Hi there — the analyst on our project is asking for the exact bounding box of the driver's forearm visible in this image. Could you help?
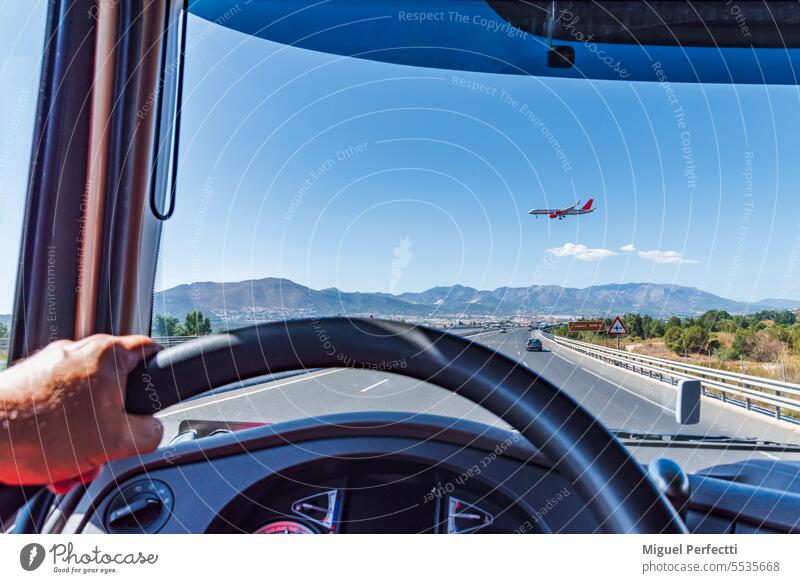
[0,335,163,486]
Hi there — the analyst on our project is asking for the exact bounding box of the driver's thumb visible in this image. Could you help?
[119,415,164,456]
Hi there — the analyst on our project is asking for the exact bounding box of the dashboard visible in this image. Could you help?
[210,459,528,534]
[50,412,800,534]
[58,412,594,534]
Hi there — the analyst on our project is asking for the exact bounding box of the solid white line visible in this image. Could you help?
[554,353,576,366]
[360,379,390,393]
[159,368,344,416]
[585,369,672,414]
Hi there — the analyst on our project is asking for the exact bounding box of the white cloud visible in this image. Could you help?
[637,249,699,265]
[620,243,636,252]
[546,243,616,262]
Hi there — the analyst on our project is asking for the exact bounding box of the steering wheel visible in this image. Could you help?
[125,317,686,533]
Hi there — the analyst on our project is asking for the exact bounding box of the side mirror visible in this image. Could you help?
[675,379,701,425]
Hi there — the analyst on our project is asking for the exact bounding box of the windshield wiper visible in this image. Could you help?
[611,430,800,451]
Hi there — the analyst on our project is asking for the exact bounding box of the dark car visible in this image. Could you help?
[526,338,543,352]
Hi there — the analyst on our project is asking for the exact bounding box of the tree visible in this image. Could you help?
[682,325,709,353]
[0,321,8,339]
[153,314,184,337]
[622,313,644,338]
[184,310,212,336]
[731,328,757,358]
[644,318,665,338]
[765,325,790,344]
[698,310,732,332]
[663,326,684,353]
[751,310,795,326]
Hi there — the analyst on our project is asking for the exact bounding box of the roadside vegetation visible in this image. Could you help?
[153,310,213,337]
[0,319,8,371]
[552,309,800,384]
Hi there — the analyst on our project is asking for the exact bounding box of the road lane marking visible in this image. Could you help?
[546,338,673,413]
[360,379,390,392]
[159,368,344,417]
[585,369,672,414]
[554,353,576,366]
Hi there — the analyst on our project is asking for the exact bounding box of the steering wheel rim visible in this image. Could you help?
[126,317,686,533]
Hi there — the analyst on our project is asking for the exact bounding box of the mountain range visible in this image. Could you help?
[151,278,800,321]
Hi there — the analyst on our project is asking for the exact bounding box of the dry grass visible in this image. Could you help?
[623,338,799,383]
[568,333,800,421]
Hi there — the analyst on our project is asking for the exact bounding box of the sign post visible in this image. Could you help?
[607,316,627,350]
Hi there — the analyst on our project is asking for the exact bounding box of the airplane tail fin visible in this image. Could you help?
[582,198,594,210]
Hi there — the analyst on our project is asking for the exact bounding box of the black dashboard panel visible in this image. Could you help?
[63,413,596,534]
[57,412,800,534]
[81,436,589,533]
[208,459,531,534]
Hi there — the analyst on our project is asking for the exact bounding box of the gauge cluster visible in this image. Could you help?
[254,521,316,534]
[211,460,527,534]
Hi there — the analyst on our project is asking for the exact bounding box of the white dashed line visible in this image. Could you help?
[360,379,390,392]
[159,368,344,417]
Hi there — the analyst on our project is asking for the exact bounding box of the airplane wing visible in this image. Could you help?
[558,201,581,214]
[529,201,579,215]
[528,201,585,216]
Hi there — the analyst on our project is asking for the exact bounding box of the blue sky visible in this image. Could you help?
[0,1,46,313]
[156,13,800,305]
[2,5,800,312]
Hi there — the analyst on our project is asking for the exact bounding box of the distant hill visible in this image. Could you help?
[753,298,800,311]
[152,278,799,321]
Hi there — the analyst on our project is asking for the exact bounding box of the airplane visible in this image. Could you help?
[528,199,595,220]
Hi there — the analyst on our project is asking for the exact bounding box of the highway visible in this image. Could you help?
[157,327,800,472]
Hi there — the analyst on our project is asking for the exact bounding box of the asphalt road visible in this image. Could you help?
[158,327,800,471]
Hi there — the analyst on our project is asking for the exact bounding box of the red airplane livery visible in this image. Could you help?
[528,199,596,220]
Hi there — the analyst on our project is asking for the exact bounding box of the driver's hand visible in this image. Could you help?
[0,334,163,487]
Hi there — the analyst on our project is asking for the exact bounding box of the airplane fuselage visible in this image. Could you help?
[528,199,596,219]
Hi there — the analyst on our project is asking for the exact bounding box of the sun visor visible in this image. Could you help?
[188,0,800,84]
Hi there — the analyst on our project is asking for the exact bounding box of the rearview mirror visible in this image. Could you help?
[675,379,701,425]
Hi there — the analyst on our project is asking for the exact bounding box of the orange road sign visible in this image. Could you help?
[568,320,606,332]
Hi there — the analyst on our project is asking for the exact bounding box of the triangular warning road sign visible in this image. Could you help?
[607,316,627,335]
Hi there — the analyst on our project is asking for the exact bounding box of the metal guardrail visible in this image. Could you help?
[152,335,197,347]
[542,332,800,424]
[0,338,7,351]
